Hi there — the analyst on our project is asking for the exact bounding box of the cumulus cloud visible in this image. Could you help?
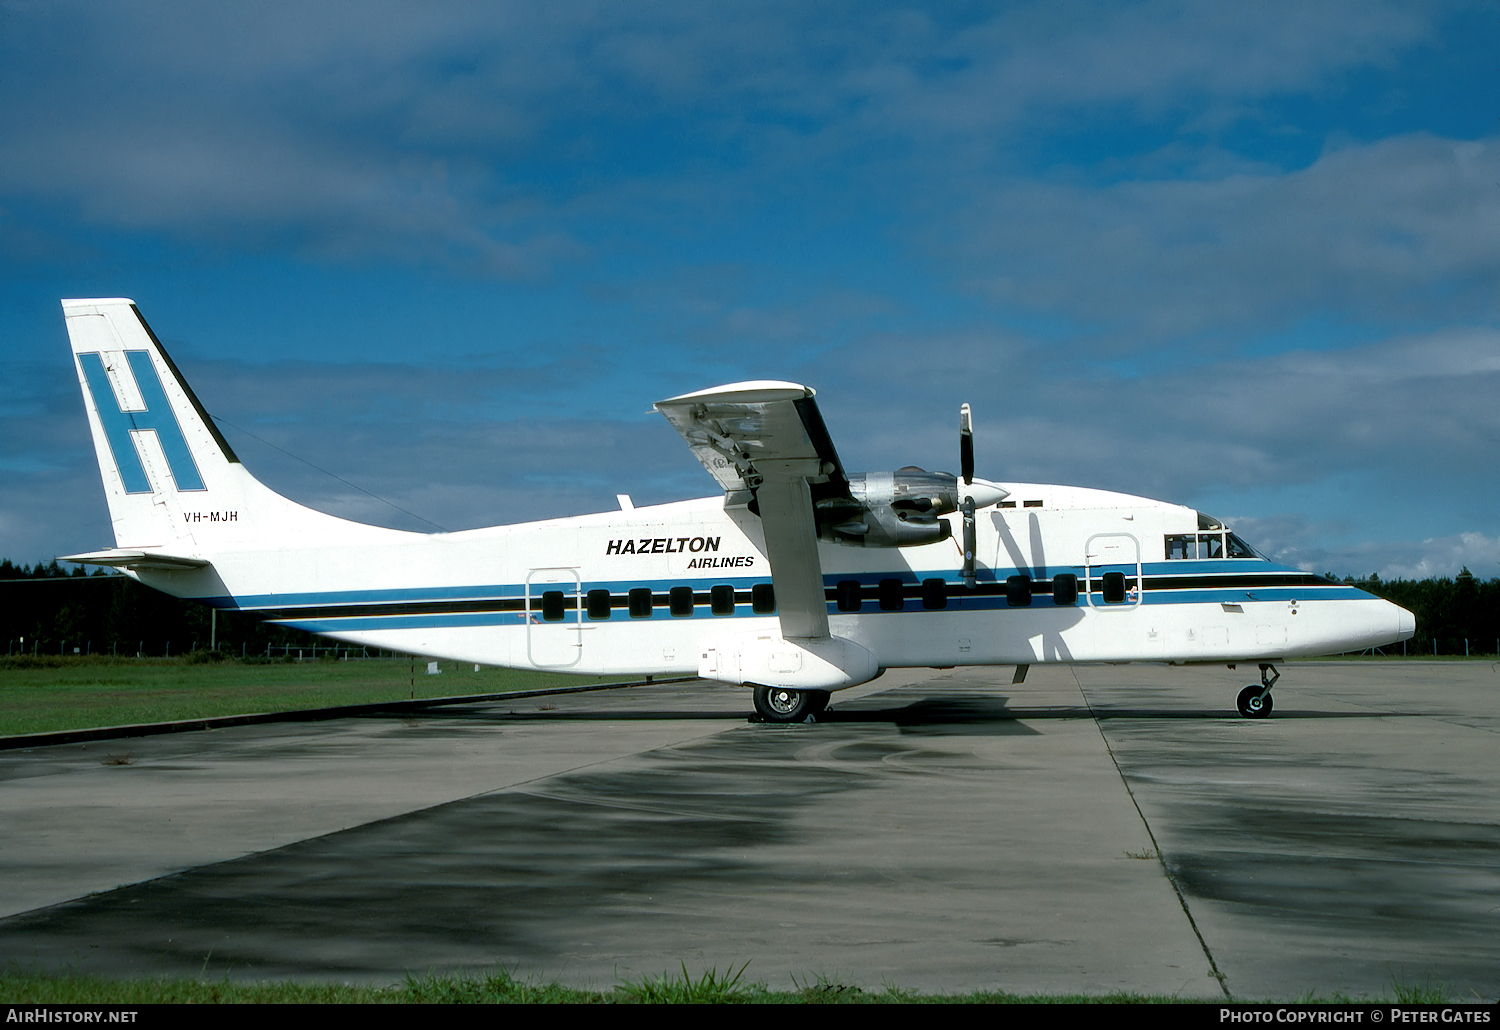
[946,134,1500,342]
[796,321,1498,497]
[1232,518,1500,581]
[0,1,1462,274]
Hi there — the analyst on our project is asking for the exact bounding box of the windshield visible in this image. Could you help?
[1165,528,1265,560]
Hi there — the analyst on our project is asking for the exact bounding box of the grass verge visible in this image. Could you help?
[0,967,1219,1004]
[0,655,613,738]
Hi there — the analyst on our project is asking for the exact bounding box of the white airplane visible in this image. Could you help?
[60,298,1416,722]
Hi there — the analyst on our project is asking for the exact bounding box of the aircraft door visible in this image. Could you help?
[1084,533,1142,609]
[526,567,582,668]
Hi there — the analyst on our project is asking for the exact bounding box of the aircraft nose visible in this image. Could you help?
[1395,603,1416,641]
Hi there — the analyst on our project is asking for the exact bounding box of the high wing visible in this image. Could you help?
[655,382,850,641]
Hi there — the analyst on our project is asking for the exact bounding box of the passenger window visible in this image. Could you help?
[628,587,653,618]
[669,586,695,617]
[1102,572,1126,604]
[1006,574,1032,607]
[921,578,947,610]
[836,579,862,612]
[878,578,904,611]
[541,590,566,622]
[710,584,735,615]
[586,589,612,620]
[1052,573,1078,606]
[751,583,776,614]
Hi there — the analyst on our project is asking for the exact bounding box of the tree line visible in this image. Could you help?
[3,558,1497,659]
[1350,569,1500,656]
[1,560,322,658]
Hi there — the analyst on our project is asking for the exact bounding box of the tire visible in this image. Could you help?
[753,685,822,723]
[1237,684,1273,719]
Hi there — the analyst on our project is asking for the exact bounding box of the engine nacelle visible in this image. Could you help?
[817,469,1008,547]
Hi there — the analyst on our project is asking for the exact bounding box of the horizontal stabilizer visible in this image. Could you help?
[61,549,212,571]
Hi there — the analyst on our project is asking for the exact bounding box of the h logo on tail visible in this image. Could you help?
[78,350,206,493]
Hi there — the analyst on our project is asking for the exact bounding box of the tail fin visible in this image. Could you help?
[64,298,412,556]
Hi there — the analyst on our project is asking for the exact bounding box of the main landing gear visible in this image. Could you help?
[752,685,830,723]
[1236,663,1279,719]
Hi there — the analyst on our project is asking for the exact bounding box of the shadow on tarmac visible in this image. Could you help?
[401,695,1406,728]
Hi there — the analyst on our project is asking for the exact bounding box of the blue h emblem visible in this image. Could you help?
[78,351,206,493]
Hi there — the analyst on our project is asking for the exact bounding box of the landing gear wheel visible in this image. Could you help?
[1237,684,1273,719]
[753,686,826,723]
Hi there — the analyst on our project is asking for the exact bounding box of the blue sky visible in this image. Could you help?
[3,0,1498,579]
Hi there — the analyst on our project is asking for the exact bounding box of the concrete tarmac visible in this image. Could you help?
[0,662,1496,1000]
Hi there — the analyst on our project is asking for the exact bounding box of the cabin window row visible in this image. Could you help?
[538,571,1140,621]
[829,572,1123,610]
[537,584,777,621]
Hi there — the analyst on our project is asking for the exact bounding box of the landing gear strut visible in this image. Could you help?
[1236,663,1279,719]
[753,685,830,723]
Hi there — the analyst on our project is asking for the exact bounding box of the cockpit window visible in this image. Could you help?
[1197,512,1224,531]
[1226,532,1260,558]
[1166,530,1261,560]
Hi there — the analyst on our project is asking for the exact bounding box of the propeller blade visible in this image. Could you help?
[962,496,977,590]
[959,403,974,486]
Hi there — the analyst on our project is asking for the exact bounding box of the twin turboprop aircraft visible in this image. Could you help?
[61,299,1416,722]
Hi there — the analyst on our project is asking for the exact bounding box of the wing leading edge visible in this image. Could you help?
[655,382,848,640]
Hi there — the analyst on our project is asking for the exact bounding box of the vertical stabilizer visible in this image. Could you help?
[64,298,414,556]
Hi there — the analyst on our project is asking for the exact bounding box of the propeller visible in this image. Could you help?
[960,403,978,588]
[960,403,974,486]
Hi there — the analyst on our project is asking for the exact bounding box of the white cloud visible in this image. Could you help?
[1234,518,1500,580]
[0,1,1463,274]
[947,134,1500,341]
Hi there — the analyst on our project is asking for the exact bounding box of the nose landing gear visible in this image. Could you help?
[1236,663,1279,719]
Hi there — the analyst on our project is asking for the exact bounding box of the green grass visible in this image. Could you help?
[11,966,1473,1004]
[5,964,1482,1004]
[617,962,757,1003]
[0,654,615,738]
[0,967,1217,1004]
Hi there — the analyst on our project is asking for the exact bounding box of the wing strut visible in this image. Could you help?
[752,461,830,640]
[655,381,842,642]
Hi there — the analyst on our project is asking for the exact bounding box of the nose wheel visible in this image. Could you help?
[1236,664,1279,719]
[753,685,830,723]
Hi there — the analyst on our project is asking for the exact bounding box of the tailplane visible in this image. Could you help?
[64,299,414,561]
